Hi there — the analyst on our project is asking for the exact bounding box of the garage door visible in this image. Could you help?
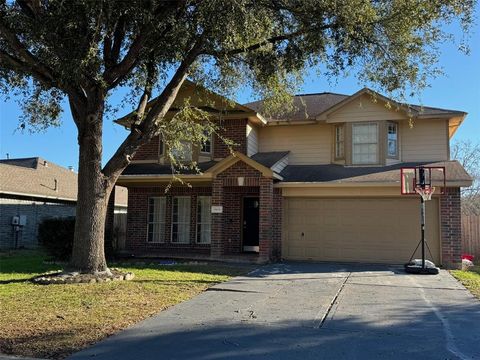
[283,197,440,264]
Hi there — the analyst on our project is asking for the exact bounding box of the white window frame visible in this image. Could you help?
[352,122,379,165]
[147,197,166,243]
[334,124,345,159]
[196,196,212,244]
[171,196,191,244]
[387,121,399,158]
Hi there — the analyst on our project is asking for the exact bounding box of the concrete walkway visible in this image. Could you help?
[69,262,480,360]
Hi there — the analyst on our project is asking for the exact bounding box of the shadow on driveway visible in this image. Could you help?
[68,262,480,360]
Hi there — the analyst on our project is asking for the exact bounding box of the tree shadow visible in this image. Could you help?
[66,301,480,360]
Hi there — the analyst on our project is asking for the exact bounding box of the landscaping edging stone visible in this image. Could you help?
[31,269,134,285]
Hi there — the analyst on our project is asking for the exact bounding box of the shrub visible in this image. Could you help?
[38,217,75,261]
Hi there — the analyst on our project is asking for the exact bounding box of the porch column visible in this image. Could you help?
[259,177,274,262]
[211,178,224,259]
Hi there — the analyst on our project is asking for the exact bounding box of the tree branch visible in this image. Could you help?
[205,25,332,57]
[0,18,55,83]
[102,39,203,180]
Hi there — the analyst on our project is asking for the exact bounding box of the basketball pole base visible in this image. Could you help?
[404,262,439,275]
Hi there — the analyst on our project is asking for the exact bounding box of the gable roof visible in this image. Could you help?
[0,157,127,206]
[116,79,266,127]
[243,87,466,125]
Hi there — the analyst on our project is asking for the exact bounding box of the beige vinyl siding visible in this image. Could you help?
[327,94,406,123]
[401,119,448,161]
[258,123,332,165]
[246,122,259,156]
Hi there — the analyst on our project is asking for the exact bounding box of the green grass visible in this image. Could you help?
[451,266,480,299]
[0,250,252,359]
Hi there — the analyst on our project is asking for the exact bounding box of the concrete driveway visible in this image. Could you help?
[69,263,480,360]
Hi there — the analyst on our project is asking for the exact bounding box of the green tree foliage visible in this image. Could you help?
[0,0,475,272]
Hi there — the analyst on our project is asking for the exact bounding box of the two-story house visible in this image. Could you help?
[114,81,472,267]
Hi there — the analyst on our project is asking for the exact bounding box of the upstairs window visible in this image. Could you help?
[387,122,398,158]
[196,196,211,244]
[147,197,166,243]
[334,125,345,159]
[352,123,378,165]
[200,131,212,154]
[171,141,192,162]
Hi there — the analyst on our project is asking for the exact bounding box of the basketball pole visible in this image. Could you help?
[419,166,426,271]
[420,195,426,270]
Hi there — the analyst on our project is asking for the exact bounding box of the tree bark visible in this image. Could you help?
[68,96,111,273]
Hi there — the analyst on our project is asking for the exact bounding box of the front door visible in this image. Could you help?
[242,197,260,252]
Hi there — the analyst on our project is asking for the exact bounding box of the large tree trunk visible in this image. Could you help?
[69,97,112,273]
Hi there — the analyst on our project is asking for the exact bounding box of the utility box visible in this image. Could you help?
[11,215,27,226]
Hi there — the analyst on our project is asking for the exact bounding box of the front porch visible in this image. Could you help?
[116,154,282,264]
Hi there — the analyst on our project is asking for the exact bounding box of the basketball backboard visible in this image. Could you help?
[401,166,446,195]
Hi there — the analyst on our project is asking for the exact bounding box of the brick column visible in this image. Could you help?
[272,188,283,261]
[259,178,273,262]
[440,187,462,268]
[211,178,224,259]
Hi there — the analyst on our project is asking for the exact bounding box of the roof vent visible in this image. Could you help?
[68,166,74,172]
[43,160,48,167]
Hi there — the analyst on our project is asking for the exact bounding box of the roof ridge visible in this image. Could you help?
[293,92,348,97]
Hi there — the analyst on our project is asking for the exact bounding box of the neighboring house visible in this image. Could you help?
[115,81,472,267]
[0,157,127,249]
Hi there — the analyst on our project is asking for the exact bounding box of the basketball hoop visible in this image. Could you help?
[415,186,436,201]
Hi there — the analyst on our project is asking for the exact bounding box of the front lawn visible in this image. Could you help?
[0,251,251,359]
[451,266,480,299]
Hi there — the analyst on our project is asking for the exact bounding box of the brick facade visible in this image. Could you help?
[213,119,248,159]
[132,136,160,161]
[440,187,462,268]
[125,186,212,257]
[124,158,282,263]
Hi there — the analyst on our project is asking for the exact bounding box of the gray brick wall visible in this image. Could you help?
[0,197,76,249]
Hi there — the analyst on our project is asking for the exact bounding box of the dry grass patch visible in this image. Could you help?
[0,251,252,359]
[451,265,480,299]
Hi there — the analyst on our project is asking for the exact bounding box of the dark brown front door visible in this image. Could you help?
[242,197,259,252]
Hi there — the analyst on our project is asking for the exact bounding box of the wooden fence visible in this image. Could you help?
[462,215,480,259]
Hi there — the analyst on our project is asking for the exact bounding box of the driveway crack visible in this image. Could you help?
[314,272,351,329]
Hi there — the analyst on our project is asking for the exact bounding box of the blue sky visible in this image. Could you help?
[1,17,479,170]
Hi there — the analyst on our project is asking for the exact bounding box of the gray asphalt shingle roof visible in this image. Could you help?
[279,161,471,183]
[250,151,289,168]
[244,93,465,122]
[245,93,348,121]
[122,161,218,176]
[0,157,128,206]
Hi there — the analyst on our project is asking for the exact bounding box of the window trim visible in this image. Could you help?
[171,196,191,244]
[334,124,345,160]
[200,131,212,154]
[146,197,166,243]
[352,122,379,165]
[387,121,399,159]
[196,196,212,244]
